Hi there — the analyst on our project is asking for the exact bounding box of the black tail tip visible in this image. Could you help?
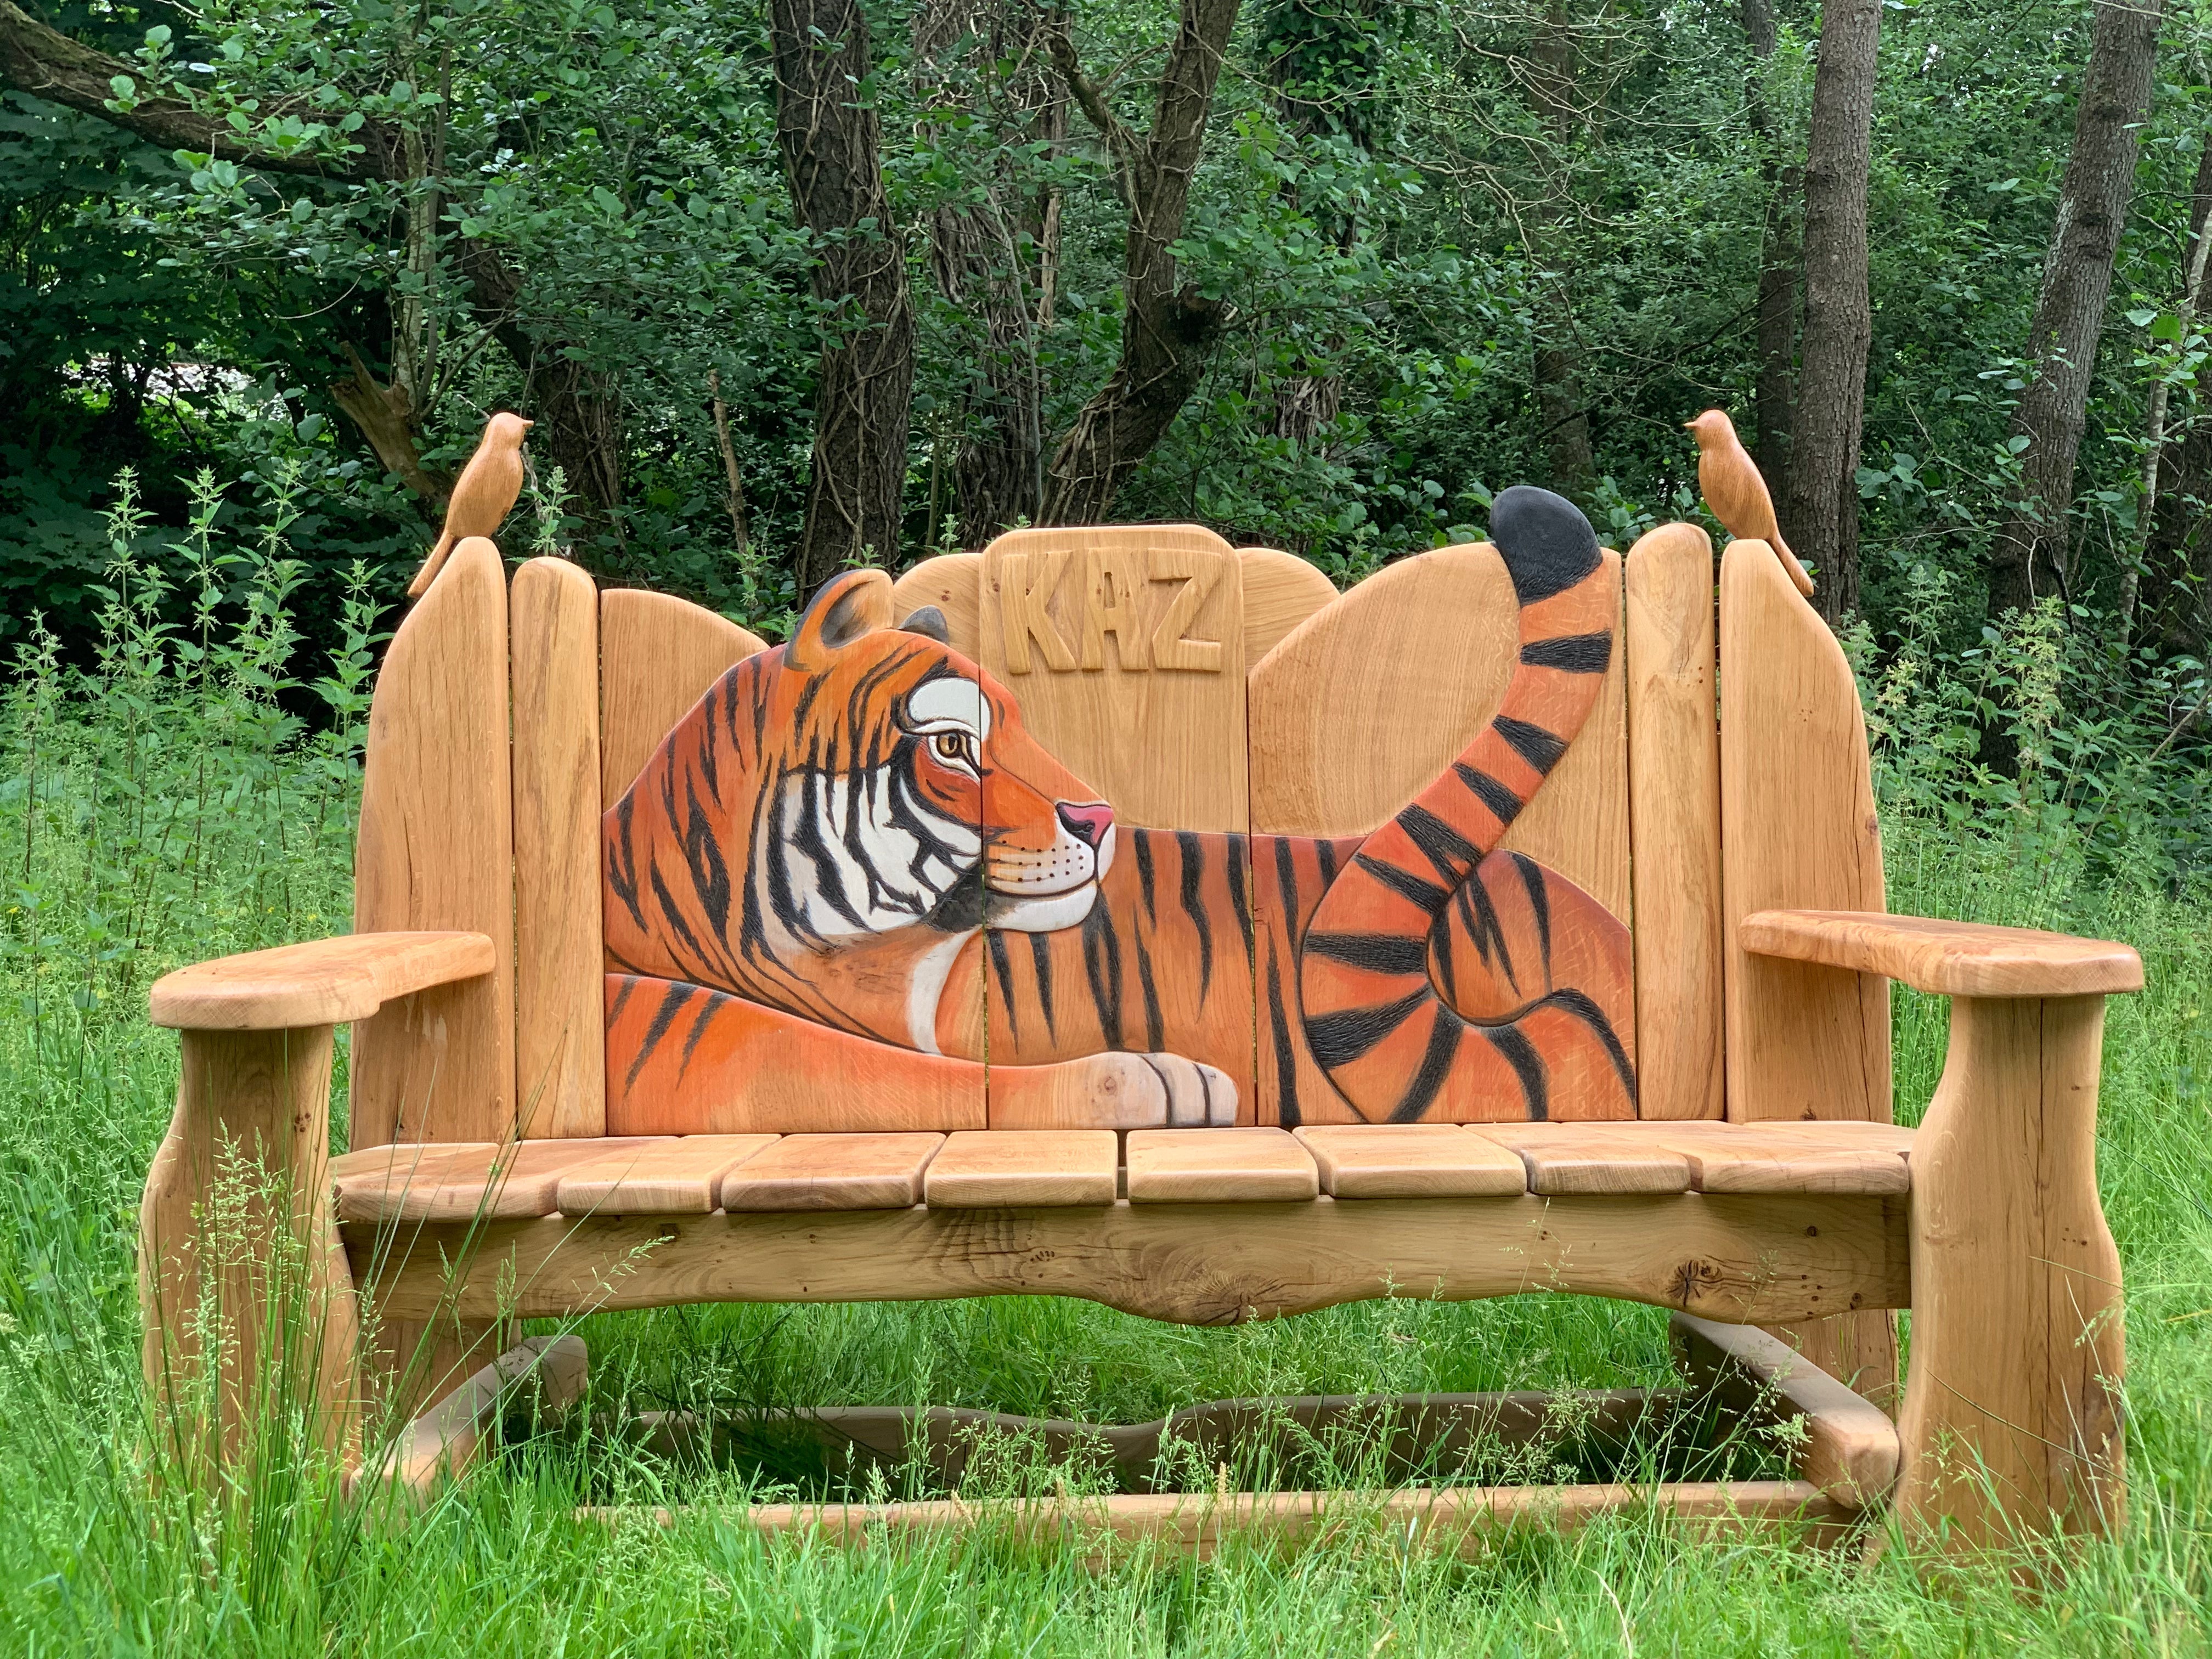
[1491,484,1601,604]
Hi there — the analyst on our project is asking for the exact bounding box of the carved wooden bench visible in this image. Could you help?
[139,446,2141,1556]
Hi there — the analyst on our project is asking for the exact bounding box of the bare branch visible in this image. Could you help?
[1046,12,1140,207]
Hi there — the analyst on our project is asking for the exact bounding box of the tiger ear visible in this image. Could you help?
[786,569,895,671]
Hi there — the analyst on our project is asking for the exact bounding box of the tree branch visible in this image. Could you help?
[1046,13,1140,207]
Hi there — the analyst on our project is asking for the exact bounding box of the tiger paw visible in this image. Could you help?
[987,1051,1240,1130]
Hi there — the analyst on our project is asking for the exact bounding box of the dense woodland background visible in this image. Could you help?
[2,0,2210,867]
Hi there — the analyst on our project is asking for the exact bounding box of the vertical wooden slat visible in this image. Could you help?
[1626,524,1724,1121]
[1237,546,1336,664]
[598,590,767,806]
[511,558,605,1138]
[353,536,516,1148]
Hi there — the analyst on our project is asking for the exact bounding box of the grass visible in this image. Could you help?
[2,539,2211,1651]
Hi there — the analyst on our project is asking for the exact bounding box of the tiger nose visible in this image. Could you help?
[1056,802,1114,849]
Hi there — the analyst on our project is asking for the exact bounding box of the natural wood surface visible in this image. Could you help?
[721,1132,945,1211]
[353,535,517,1147]
[598,588,768,805]
[140,1026,358,1476]
[510,557,606,1137]
[356,1190,1910,1327]
[1625,522,1724,1120]
[1293,1125,1528,1199]
[1739,910,2145,998]
[331,1137,667,1223]
[1470,1125,1694,1195]
[1686,410,1815,596]
[1672,1313,1899,1506]
[373,1334,586,1496]
[149,932,494,1031]
[922,1130,1119,1207]
[1237,546,1336,662]
[889,553,984,657]
[624,1480,1853,1557]
[1718,538,1889,1125]
[555,1135,778,1216]
[409,413,531,597]
[1637,1121,1910,1195]
[1248,543,1516,837]
[1125,1127,1319,1204]
[979,525,1248,831]
[1894,994,2126,1547]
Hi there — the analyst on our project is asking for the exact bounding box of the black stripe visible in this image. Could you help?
[1480,1024,1548,1120]
[1456,871,1519,991]
[607,798,646,930]
[1519,631,1612,673]
[1353,853,1449,916]
[789,672,826,736]
[1226,837,1254,959]
[1492,715,1568,776]
[1272,836,1301,937]
[607,974,639,1028]
[1265,943,1301,1130]
[674,990,723,1085]
[624,979,700,1091]
[1510,851,1553,974]
[1540,988,1639,1105]
[1306,985,1430,1069]
[1081,902,1125,1049]
[986,931,1017,1038]
[1430,904,1458,1006]
[1028,932,1057,1037]
[648,865,723,981]
[1303,932,1428,975]
[1316,838,1341,888]
[1389,1007,1464,1122]
[1175,831,1214,1000]
[1454,764,1525,827]
[1135,933,1165,1052]
[1134,831,1157,921]
[1397,804,1480,885]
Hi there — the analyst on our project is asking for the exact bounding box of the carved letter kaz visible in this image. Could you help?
[602,488,1637,1134]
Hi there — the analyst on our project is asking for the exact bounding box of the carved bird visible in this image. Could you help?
[1685,409,1816,597]
[409,412,534,597]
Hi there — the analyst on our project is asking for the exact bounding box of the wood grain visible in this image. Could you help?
[1293,1125,1527,1199]
[1124,1128,1319,1204]
[1626,522,1723,1120]
[980,525,1248,832]
[149,933,494,1030]
[922,1130,1119,1207]
[599,589,768,805]
[511,558,606,1137]
[1237,546,1336,662]
[721,1132,945,1211]
[555,1135,778,1215]
[890,554,983,657]
[1637,1122,1910,1195]
[1248,543,1516,837]
[353,535,517,1147]
[1718,539,1890,1125]
[1739,910,2145,999]
[372,1334,586,1496]
[355,1190,1911,1327]
[1470,1125,1693,1195]
[331,1137,667,1223]
[1894,995,2126,1547]
[1672,1313,1899,1507]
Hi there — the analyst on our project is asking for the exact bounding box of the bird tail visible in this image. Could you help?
[408,528,458,599]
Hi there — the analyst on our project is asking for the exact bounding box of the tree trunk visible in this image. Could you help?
[1985,0,2164,620]
[1527,0,1594,500]
[1040,0,1242,525]
[771,0,917,592]
[1741,0,1798,483]
[1781,0,1879,623]
[2131,119,2212,654]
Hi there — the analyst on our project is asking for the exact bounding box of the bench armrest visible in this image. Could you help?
[1737,909,2142,999]
[149,932,497,1030]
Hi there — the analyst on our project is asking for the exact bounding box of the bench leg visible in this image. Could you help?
[1894,994,2124,1549]
[140,1026,361,1480]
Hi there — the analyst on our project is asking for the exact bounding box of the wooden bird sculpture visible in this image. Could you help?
[409,411,534,597]
[1685,409,1816,597]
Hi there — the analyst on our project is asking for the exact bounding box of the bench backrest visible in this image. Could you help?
[349,524,1886,1147]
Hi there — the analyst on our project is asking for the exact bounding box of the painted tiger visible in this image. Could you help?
[601,485,1636,1135]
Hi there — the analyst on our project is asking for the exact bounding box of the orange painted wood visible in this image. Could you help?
[979,524,1247,831]
[1739,911,2144,999]
[922,1130,1119,1207]
[1293,1125,1527,1199]
[554,1135,778,1215]
[1626,522,1724,1120]
[150,932,494,1030]
[511,557,606,1137]
[1124,1127,1318,1204]
[1469,1125,1693,1195]
[599,589,768,805]
[721,1133,945,1211]
[1237,546,1336,662]
[986,1053,1243,1130]
[330,1138,667,1223]
[889,554,983,657]
[353,535,517,1147]
[1686,411,1814,596]
[1718,538,1889,1125]
[410,413,530,597]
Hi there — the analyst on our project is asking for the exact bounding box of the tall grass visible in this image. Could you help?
[1,498,2209,1652]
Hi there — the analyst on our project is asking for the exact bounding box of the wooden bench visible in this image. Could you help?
[138,443,2141,1556]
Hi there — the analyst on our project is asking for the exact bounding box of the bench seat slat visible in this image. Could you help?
[924,1131,1118,1208]
[1294,1125,1526,1199]
[556,1135,780,1216]
[331,1138,669,1223]
[721,1133,944,1211]
[1470,1125,1695,1195]
[1638,1122,1912,1195]
[1126,1128,1318,1204]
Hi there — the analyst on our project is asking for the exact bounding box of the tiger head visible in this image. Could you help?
[604,568,1114,1002]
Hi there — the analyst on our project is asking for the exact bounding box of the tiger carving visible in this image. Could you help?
[602,486,1637,1134]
